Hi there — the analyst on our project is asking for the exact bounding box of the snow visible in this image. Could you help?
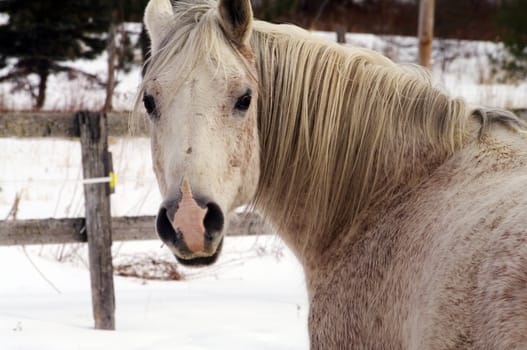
[0,237,309,350]
[1,26,526,350]
[0,14,8,26]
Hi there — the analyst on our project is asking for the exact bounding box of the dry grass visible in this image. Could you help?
[113,253,183,281]
[4,191,22,220]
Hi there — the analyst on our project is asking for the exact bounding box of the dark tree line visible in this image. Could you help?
[495,0,527,81]
[497,0,527,57]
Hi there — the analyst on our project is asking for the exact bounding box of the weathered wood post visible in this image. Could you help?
[336,25,346,44]
[77,111,115,330]
[418,0,435,67]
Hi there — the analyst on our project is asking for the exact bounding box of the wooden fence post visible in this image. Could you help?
[336,25,346,44]
[418,0,435,67]
[78,111,115,330]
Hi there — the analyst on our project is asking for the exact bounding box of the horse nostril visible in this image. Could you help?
[203,202,224,238]
[156,207,179,243]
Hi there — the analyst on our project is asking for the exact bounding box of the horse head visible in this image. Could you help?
[141,0,259,266]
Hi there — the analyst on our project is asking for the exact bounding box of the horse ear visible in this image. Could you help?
[218,0,253,46]
[144,0,174,52]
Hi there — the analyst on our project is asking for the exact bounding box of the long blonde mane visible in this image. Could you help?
[137,0,525,252]
[251,22,472,241]
[249,21,525,250]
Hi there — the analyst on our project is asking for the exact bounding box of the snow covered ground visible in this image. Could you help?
[0,237,309,350]
[0,137,309,350]
[1,28,526,350]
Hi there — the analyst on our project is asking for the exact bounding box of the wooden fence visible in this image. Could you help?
[0,111,269,330]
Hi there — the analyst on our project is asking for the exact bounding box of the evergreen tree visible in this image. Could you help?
[0,0,111,108]
[497,0,527,57]
[493,0,527,82]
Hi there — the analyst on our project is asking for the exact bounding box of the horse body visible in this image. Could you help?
[302,128,527,349]
[138,0,527,348]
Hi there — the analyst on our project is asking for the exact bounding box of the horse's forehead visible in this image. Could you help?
[167,40,241,70]
[157,53,246,90]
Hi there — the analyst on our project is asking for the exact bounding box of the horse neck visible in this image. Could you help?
[250,25,471,263]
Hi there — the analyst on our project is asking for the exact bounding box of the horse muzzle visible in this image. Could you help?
[156,178,224,266]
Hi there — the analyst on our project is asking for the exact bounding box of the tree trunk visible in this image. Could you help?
[140,25,151,77]
[418,0,435,68]
[104,23,116,112]
[36,63,49,109]
[336,24,346,43]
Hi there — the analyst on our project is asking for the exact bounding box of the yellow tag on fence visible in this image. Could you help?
[109,171,117,189]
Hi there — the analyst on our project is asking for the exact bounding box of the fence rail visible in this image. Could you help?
[0,111,148,137]
[0,213,268,246]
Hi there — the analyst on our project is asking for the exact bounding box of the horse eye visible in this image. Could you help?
[143,94,157,116]
[234,90,252,112]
